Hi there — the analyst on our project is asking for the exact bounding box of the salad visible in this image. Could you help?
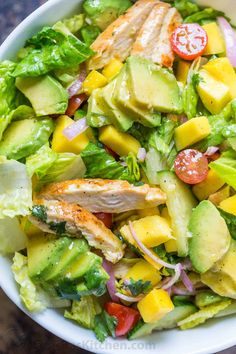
[2,0,236,343]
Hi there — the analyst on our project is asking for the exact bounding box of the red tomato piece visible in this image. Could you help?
[171,23,208,60]
[105,302,141,337]
[104,145,119,159]
[66,93,87,117]
[174,149,209,184]
[94,212,113,229]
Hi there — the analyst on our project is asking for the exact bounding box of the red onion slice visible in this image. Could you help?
[137,148,147,162]
[62,118,88,141]
[162,264,182,290]
[103,259,120,302]
[171,286,196,296]
[68,64,87,98]
[115,292,143,302]
[204,146,219,157]
[218,17,236,67]
[180,269,195,293]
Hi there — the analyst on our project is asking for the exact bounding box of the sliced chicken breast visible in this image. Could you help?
[151,7,182,67]
[30,199,124,263]
[88,0,160,70]
[38,179,166,213]
[131,2,170,59]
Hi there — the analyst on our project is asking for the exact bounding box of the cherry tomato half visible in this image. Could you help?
[66,93,87,117]
[94,212,113,229]
[105,302,141,337]
[171,23,208,61]
[104,145,119,159]
[174,149,208,184]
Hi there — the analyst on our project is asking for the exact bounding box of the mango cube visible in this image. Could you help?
[123,260,161,287]
[161,208,178,252]
[137,207,160,218]
[52,115,91,154]
[83,70,108,95]
[161,207,171,225]
[197,70,231,114]
[102,58,123,81]
[220,195,236,216]
[203,58,236,99]
[174,116,211,151]
[120,215,173,248]
[208,185,230,206]
[202,22,225,55]
[137,289,174,323]
[192,169,225,201]
[176,60,191,84]
[99,125,141,156]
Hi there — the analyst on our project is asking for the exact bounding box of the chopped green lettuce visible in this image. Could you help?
[81,142,135,182]
[94,310,117,342]
[183,74,199,119]
[178,300,232,329]
[0,158,32,218]
[26,143,57,178]
[64,296,101,329]
[0,217,27,254]
[0,61,17,139]
[172,0,199,18]
[219,209,236,240]
[184,8,229,25]
[126,152,140,182]
[149,119,177,156]
[13,28,94,77]
[210,150,236,190]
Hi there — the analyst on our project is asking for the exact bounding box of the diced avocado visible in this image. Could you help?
[27,234,72,282]
[15,75,68,116]
[83,0,132,30]
[102,79,133,132]
[201,240,236,299]
[127,56,182,113]
[114,68,161,128]
[195,290,227,308]
[189,200,231,274]
[44,239,89,282]
[0,118,54,160]
[158,171,197,257]
[87,88,110,128]
[128,304,197,339]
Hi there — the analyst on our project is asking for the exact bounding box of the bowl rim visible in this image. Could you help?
[1,1,236,353]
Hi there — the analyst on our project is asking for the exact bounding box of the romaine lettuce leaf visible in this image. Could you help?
[218,209,236,240]
[64,296,101,329]
[0,158,32,218]
[210,150,236,190]
[173,0,199,18]
[0,217,27,254]
[184,8,229,25]
[126,152,140,182]
[0,61,17,139]
[149,119,177,155]
[183,74,199,119]
[26,143,57,178]
[13,28,94,77]
[81,142,135,182]
[12,252,70,312]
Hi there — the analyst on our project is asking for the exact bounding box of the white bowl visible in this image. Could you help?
[1,1,236,353]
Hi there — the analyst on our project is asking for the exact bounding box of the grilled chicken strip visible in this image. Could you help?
[38,179,166,213]
[88,0,159,70]
[30,199,124,263]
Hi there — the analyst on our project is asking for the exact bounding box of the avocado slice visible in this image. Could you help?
[158,171,197,257]
[44,239,89,282]
[127,56,183,113]
[0,118,54,160]
[87,88,110,128]
[201,240,236,299]
[114,68,161,128]
[16,75,68,116]
[102,79,133,132]
[128,304,197,339]
[189,200,231,274]
[27,234,72,282]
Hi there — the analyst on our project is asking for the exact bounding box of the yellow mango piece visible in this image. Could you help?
[208,185,230,206]
[83,70,108,95]
[203,58,236,99]
[161,207,171,224]
[137,207,160,218]
[138,289,174,323]
[202,22,225,55]
[102,58,123,81]
[161,208,178,252]
[192,169,225,201]
[123,259,161,287]
[176,60,191,84]
[99,125,141,156]
[220,194,236,216]
[120,215,173,248]
[197,70,231,114]
[21,217,42,238]
[52,115,91,154]
[175,116,211,151]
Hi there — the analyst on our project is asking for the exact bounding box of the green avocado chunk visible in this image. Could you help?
[201,240,236,299]
[15,75,68,116]
[87,88,110,128]
[114,68,161,128]
[189,200,231,274]
[0,118,54,160]
[127,56,183,113]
